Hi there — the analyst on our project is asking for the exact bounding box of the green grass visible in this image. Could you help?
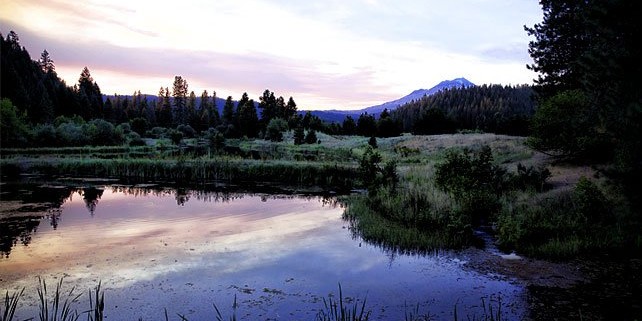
[0,157,359,190]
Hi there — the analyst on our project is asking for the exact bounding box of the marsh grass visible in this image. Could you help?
[87,282,104,321]
[1,288,23,321]
[316,284,371,321]
[0,158,358,190]
[36,277,82,321]
[212,295,238,321]
[453,296,503,321]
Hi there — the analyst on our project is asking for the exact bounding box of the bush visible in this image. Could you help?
[0,98,30,147]
[265,118,288,142]
[435,146,507,223]
[146,127,168,139]
[126,132,146,146]
[304,129,318,144]
[293,126,304,145]
[130,117,149,136]
[204,128,225,149]
[32,124,57,147]
[87,119,122,146]
[510,163,551,192]
[177,124,196,138]
[359,146,398,191]
[56,122,88,146]
[169,130,183,145]
[497,177,619,258]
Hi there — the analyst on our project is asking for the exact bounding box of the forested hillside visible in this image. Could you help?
[392,84,535,136]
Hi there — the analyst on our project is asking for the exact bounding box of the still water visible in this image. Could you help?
[0,182,526,320]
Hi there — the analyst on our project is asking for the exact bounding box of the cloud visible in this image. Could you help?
[0,0,542,109]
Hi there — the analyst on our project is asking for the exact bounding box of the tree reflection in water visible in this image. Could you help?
[0,181,336,258]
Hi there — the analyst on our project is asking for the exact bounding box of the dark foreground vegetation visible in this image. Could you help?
[1,279,505,321]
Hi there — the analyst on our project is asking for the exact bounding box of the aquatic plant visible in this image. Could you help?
[316,284,371,321]
[212,295,238,321]
[36,277,82,321]
[1,288,23,321]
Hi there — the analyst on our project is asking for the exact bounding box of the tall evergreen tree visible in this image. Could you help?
[208,90,220,128]
[285,97,298,120]
[157,87,173,127]
[78,67,103,120]
[187,90,198,129]
[222,96,235,126]
[259,89,277,126]
[172,76,188,125]
[342,116,357,135]
[198,90,211,131]
[38,49,55,74]
[237,99,259,138]
[526,0,642,165]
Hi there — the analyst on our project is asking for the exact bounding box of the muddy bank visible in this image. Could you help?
[460,231,641,320]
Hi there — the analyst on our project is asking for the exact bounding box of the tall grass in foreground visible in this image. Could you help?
[1,288,23,321]
[316,284,371,321]
[37,277,82,321]
[3,279,512,321]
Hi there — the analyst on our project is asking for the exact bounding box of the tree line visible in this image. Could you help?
[391,84,536,136]
[0,31,329,147]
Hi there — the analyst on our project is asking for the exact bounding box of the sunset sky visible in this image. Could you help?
[0,0,542,110]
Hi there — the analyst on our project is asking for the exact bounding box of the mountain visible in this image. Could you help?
[361,77,475,114]
[310,77,475,123]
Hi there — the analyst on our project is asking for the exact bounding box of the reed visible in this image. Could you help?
[36,277,82,321]
[1,158,358,190]
[315,284,371,321]
[1,288,23,321]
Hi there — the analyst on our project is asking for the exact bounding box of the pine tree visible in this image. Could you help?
[199,90,211,131]
[304,129,318,144]
[78,67,103,120]
[158,87,173,127]
[342,116,357,135]
[237,99,259,138]
[259,89,277,126]
[39,49,55,74]
[187,90,198,129]
[172,76,188,125]
[293,126,305,145]
[209,90,220,128]
[222,96,235,126]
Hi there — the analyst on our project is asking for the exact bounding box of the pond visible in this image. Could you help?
[0,181,528,320]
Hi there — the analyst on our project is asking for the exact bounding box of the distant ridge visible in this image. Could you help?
[307,77,475,122]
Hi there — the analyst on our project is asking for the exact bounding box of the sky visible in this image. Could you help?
[0,0,543,110]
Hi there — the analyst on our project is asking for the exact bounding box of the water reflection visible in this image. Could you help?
[81,187,104,216]
[0,181,334,258]
[1,180,527,320]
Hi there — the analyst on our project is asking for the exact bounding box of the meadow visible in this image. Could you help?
[3,132,630,258]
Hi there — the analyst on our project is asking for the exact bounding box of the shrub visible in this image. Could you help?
[169,130,183,145]
[367,136,377,148]
[293,126,305,145]
[87,119,122,146]
[146,127,168,139]
[177,124,196,138]
[56,122,88,146]
[304,129,318,144]
[497,177,618,258]
[32,124,57,147]
[265,118,288,142]
[126,132,146,146]
[0,98,30,147]
[435,145,507,223]
[130,117,149,136]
